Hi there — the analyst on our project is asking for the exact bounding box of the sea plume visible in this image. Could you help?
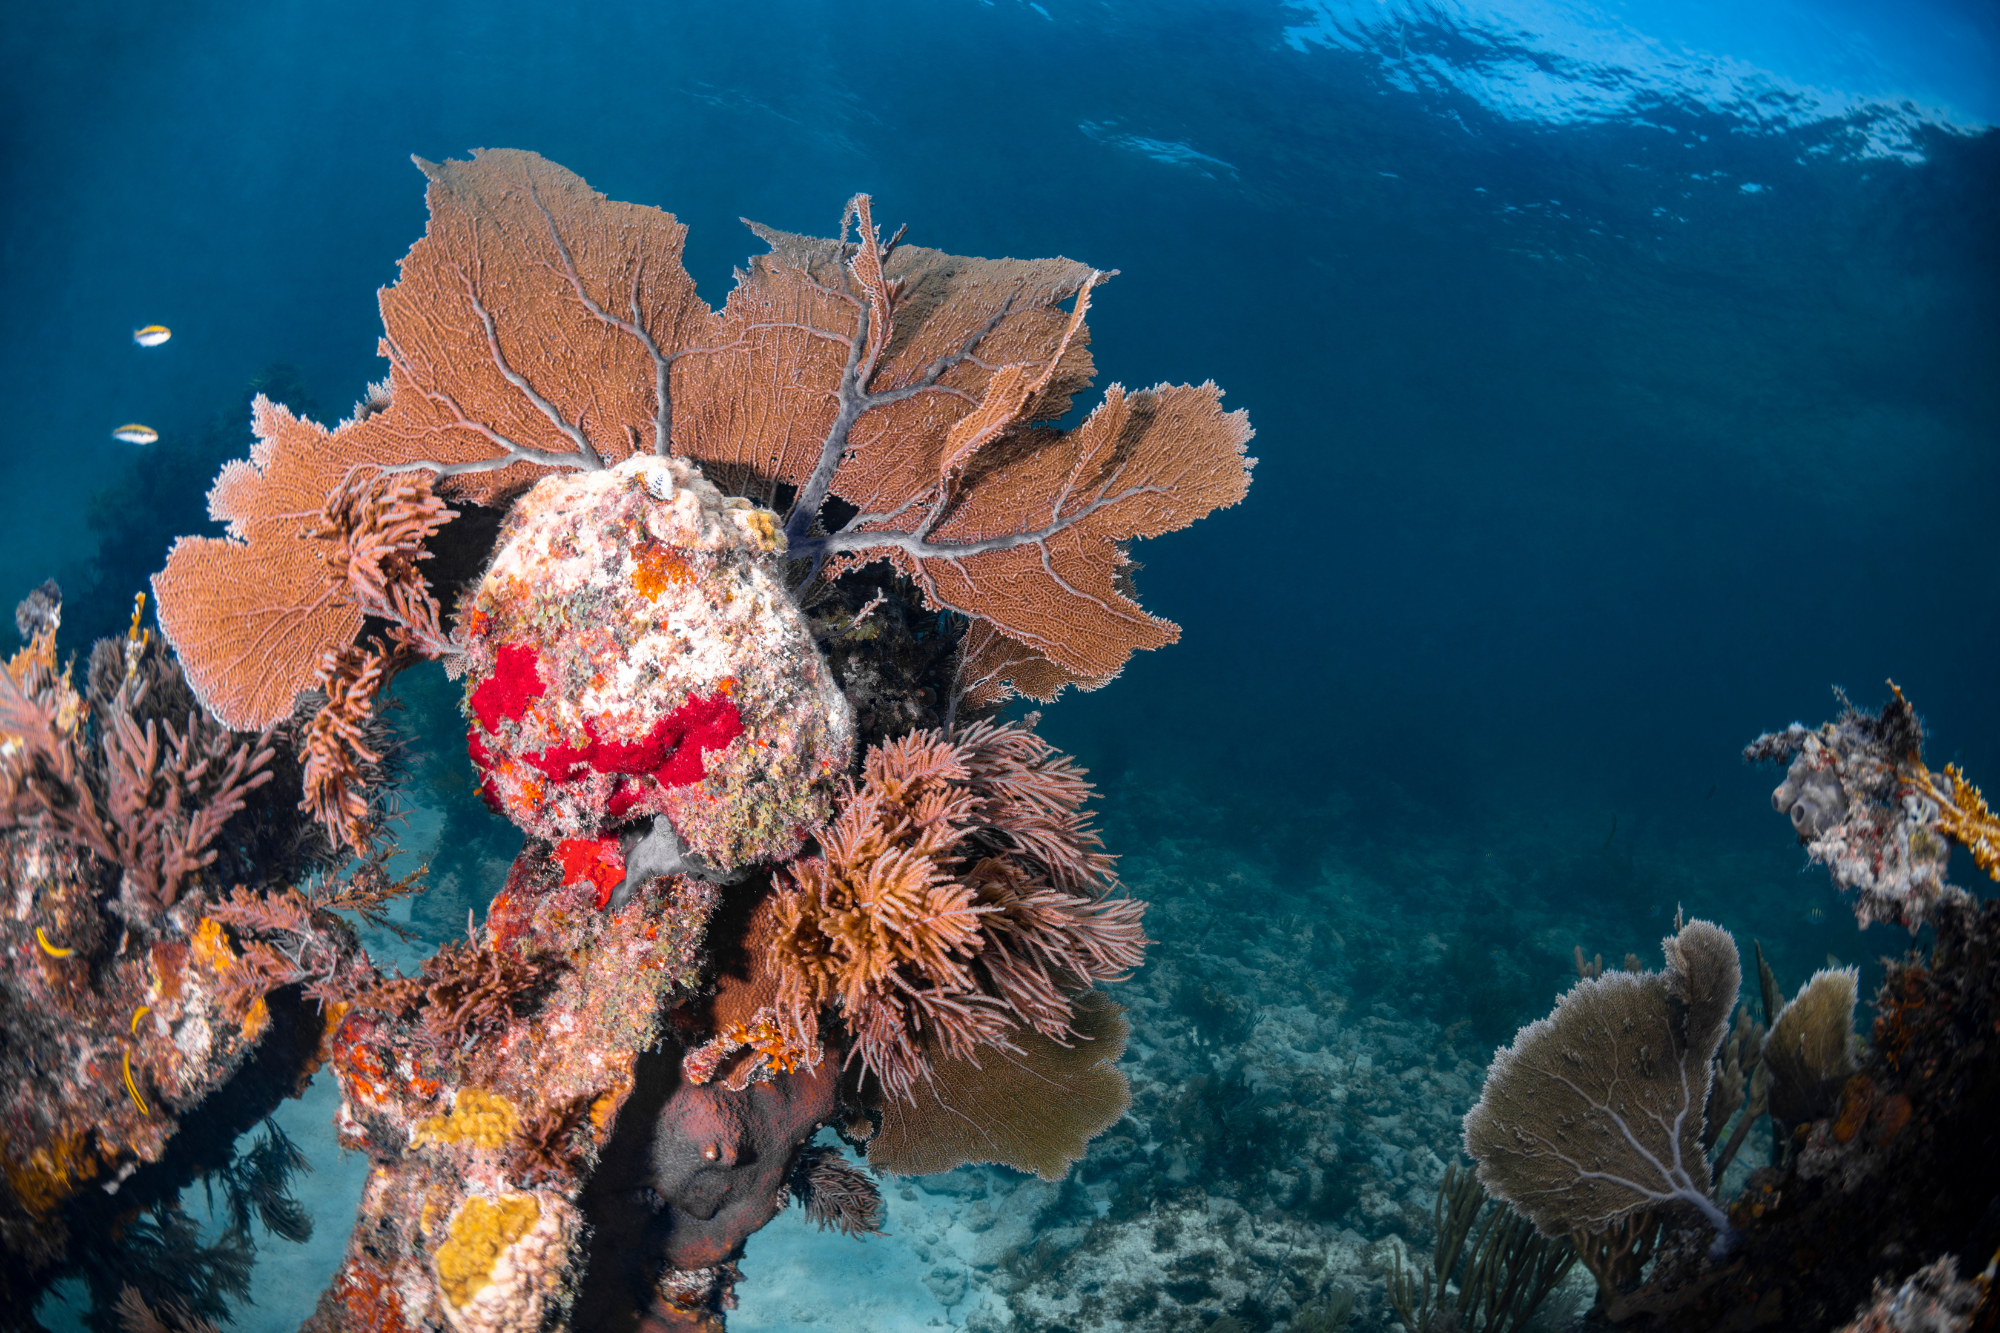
[764,719,1144,1110]
[2,616,275,917]
[786,1145,884,1237]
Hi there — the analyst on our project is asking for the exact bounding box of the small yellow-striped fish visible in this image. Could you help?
[112,424,159,445]
[132,325,171,347]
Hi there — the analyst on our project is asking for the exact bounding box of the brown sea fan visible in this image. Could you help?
[153,150,1252,736]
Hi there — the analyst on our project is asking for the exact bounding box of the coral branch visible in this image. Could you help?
[786,1145,884,1237]
[296,638,407,852]
[5,610,281,918]
[352,937,552,1060]
[97,695,275,916]
[1906,761,2000,881]
[208,885,370,1015]
[305,471,457,658]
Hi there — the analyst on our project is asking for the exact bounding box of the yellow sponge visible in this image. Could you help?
[435,1194,540,1309]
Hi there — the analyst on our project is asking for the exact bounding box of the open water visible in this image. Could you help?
[3,1,1995,1330]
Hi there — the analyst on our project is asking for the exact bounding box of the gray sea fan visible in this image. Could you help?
[1763,966,1860,1131]
[1463,919,1740,1249]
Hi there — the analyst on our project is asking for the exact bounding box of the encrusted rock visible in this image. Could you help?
[459,455,852,868]
[434,1189,579,1333]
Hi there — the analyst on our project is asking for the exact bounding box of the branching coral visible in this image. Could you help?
[1905,761,2000,881]
[1745,683,1996,930]
[764,718,1145,1104]
[297,637,411,853]
[307,855,429,941]
[506,1093,594,1186]
[205,882,384,1016]
[353,938,552,1058]
[307,470,458,660]
[98,694,276,917]
[155,416,460,857]
[115,1283,226,1333]
[2,610,276,918]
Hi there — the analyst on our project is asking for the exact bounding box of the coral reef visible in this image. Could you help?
[1426,690,2000,1330]
[0,591,364,1319]
[10,145,1255,1332]
[151,148,1252,752]
[2,613,277,921]
[1581,893,2000,1330]
[1832,1255,1990,1333]
[808,799,1512,1333]
[297,844,714,1333]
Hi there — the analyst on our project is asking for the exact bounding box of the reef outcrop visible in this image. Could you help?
[1458,687,2000,1330]
[4,147,1250,1329]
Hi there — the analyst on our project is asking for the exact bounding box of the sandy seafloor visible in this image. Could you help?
[32,753,1843,1333]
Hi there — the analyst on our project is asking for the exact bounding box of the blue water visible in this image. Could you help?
[4,1,1995,1329]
